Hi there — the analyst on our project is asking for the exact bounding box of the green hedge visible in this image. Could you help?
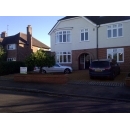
[0,61,33,76]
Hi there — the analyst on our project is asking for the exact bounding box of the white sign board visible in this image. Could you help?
[20,67,27,74]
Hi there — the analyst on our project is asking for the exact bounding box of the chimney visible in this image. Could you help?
[27,25,32,49]
[1,31,7,38]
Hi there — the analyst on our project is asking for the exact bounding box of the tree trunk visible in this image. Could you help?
[39,67,42,73]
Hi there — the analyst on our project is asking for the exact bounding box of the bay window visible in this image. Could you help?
[55,31,71,43]
[56,51,72,63]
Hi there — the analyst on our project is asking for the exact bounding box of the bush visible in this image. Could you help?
[128,73,130,77]
[0,61,26,76]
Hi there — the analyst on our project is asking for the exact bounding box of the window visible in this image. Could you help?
[80,29,89,41]
[55,31,71,43]
[107,23,123,38]
[7,44,16,50]
[7,57,16,61]
[56,51,72,63]
[107,48,124,62]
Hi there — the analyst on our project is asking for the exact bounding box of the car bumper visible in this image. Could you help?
[89,72,112,77]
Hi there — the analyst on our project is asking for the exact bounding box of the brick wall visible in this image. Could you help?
[98,46,130,72]
[72,49,97,70]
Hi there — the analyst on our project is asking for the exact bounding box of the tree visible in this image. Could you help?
[0,46,6,61]
[25,49,55,73]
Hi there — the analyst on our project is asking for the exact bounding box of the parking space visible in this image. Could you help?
[67,70,127,84]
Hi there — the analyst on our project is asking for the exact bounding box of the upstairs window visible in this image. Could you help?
[55,31,71,43]
[107,23,123,38]
[7,44,16,50]
[80,29,89,41]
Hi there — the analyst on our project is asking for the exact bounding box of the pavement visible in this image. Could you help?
[0,75,130,102]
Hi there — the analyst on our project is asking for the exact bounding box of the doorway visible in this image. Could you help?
[79,53,91,70]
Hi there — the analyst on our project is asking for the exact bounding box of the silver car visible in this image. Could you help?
[34,63,72,74]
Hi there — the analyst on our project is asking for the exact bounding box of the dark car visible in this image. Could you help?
[89,59,120,80]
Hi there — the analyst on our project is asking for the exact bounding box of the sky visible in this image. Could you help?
[0,16,64,47]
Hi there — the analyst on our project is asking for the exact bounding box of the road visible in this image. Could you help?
[0,89,130,113]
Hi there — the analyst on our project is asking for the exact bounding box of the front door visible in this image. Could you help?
[79,53,90,70]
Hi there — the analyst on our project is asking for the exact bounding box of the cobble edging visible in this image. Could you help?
[68,81,125,87]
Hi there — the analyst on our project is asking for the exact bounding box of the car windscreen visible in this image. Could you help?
[90,61,110,68]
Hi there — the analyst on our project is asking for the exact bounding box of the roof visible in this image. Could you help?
[59,16,130,25]
[49,16,130,34]
[0,33,50,49]
[20,33,50,49]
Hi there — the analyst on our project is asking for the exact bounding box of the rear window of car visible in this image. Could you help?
[90,61,110,68]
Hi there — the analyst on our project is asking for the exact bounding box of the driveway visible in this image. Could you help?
[0,70,128,87]
[67,70,127,82]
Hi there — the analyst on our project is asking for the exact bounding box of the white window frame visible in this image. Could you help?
[107,48,124,62]
[55,30,71,44]
[107,23,123,38]
[80,29,89,42]
[7,44,16,50]
[56,51,72,63]
[7,57,16,61]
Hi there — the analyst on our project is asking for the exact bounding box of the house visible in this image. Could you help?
[48,16,130,72]
[0,25,50,61]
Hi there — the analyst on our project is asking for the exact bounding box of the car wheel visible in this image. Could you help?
[64,68,70,74]
[42,70,46,74]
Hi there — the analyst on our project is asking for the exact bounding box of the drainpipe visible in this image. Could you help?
[97,25,100,59]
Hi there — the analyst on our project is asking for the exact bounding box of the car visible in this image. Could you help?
[33,63,72,74]
[89,59,120,80]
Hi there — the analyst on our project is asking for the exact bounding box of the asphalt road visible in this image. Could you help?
[0,89,130,113]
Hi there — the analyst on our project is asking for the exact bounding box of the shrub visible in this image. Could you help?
[128,73,130,77]
[0,61,26,76]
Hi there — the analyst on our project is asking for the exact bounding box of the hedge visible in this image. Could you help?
[0,61,33,76]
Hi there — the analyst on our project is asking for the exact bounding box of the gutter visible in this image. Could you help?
[97,25,100,59]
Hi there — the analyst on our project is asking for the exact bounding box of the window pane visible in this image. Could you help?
[56,55,59,63]
[81,33,84,41]
[63,55,66,62]
[108,26,111,29]
[67,31,70,34]
[63,34,66,42]
[118,53,123,61]
[108,54,112,59]
[113,29,117,37]
[68,55,71,62]
[67,33,70,42]
[108,30,111,38]
[113,24,117,28]
[113,53,117,61]
[59,35,62,42]
[85,32,88,40]
[60,55,62,62]
[118,28,122,36]
[118,24,122,28]
[81,29,84,33]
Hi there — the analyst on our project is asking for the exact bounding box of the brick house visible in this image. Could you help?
[48,16,130,72]
[0,25,50,61]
